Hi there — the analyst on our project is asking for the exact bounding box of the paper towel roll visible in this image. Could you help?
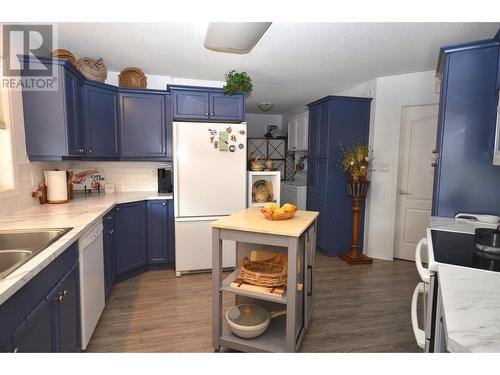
[44,170,68,204]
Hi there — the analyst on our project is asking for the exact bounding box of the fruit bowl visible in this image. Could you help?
[260,203,298,221]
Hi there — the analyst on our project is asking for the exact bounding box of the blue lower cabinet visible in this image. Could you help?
[0,243,81,352]
[147,200,174,264]
[55,262,81,352]
[115,201,148,275]
[103,211,116,298]
[12,294,55,352]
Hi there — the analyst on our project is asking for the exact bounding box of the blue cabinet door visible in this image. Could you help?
[308,105,320,158]
[317,102,330,159]
[65,71,85,156]
[12,295,55,352]
[115,202,148,275]
[119,92,167,159]
[172,90,209,120]
[22,63,85,159]
[432,43,500,216]
[306,158,328,251]
[54,262,81,352]
[147,200,174,264]
[209,92,245,122]
[103,212,116,298]
[84,83,118,158]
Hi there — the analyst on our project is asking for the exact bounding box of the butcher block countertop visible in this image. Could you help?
[210,208,319,237]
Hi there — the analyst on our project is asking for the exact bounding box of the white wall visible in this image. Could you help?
[106,71,224,90]
[245,113,284,138]
[338,71,439,260]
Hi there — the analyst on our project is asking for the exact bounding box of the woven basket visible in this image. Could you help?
[51,49,77,68]
[240,256,288,287]
[260,207,297,221]
[119,67,147,89]
[76,57,108,82]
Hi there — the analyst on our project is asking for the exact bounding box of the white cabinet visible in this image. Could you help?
[287,112,308,152]
[280,183,307,209]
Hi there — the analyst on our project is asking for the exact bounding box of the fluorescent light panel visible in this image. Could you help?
[204,22,272,54]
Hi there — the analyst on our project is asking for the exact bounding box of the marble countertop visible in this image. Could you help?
[0,191,172,305]
[438,264,500,353]
[210,207,318,237]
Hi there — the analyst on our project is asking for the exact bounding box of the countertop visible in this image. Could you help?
[431,216,498,234]
[438,263,500,353]
[0,191,172,305]
[210,207,319,237]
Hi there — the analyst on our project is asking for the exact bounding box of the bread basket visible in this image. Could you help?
[240,255,288,287]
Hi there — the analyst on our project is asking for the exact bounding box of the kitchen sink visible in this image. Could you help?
[0,228,72,279]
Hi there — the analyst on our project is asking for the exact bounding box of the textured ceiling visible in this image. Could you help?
[57,22,500,114]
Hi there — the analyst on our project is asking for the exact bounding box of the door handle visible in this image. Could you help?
[398,189,411,195]
[431,149,440,167]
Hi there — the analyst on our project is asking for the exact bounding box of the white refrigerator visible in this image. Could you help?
[173,121,247,275]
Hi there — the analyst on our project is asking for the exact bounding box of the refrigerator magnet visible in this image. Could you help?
[229,145,236,152]
[231,135,237,142]
[226,126,232,133]
[210,136,214,143]
[238,143,244,149]
[239,130,245,135]
[214,141,219,149]
[219,132,229,151]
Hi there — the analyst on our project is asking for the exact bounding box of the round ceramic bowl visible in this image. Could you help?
[225,304,270,339]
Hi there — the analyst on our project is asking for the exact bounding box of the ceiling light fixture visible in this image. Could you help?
[257,102,274,112]
[204,22,272,54]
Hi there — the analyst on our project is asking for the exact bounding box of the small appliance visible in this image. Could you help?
[157,168,172,193]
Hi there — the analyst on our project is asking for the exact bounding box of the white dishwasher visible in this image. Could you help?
[79,221,105,350]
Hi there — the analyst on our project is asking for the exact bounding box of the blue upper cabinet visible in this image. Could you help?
[209,92,245,122]
[170,85,245,123]
[83,82,119,159]
[432,39,500,217]
[119,90,170,160]
[21,56,86,160]
[171,89,210,120]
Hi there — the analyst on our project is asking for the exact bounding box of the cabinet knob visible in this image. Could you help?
[210,113,214,116]
[109,229,114,234]
[162,147,166,155]
[431,162,437,168]
[162,202,166,206]
[13,347,18,353]
[116,207,120,211]
[107,216,112,220]
[89,149,92,153]
[205,112,209,116]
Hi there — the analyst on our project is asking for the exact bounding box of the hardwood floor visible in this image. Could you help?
[86,253,421,352]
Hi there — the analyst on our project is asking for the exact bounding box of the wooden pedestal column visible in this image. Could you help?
[338,180,373,265]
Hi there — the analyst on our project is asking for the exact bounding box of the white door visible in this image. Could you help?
[173,122,247,218]
[394,105,439,261]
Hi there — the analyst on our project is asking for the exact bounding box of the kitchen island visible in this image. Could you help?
[211,207,319,353]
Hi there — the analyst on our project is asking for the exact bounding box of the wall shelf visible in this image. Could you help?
[247,171,281,208]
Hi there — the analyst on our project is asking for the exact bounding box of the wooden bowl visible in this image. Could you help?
[51,49,77,67]
[260,207,298,221]
[119,67,147,89]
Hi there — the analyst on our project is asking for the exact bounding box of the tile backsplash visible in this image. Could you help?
[69,161,171,192]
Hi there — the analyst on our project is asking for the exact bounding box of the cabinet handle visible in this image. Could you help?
[107,216,112,220]
[13,347,18,353]
[307,265,313,297]
[109,229,114,234]
[58,290,67,302]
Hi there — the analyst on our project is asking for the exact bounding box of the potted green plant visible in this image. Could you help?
[223,70,253,95]
[338,144,372,182]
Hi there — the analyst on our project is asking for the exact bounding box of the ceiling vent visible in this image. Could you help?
[204,22,271,54]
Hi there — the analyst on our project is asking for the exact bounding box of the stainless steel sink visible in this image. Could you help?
[0,228,71,279]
